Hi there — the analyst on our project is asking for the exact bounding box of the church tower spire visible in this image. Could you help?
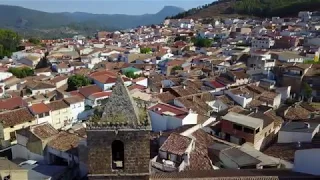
[85,75,150,180]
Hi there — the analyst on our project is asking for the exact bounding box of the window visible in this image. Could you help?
[10,131,16,141]
[39,113,44,118]
[112,140,124,169]
[255,128,260,134]
[45,112,50,116]
[243,127,254,134]
[233,124,242,131]
[78,104,81,107]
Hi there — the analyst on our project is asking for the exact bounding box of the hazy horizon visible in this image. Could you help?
[0,0,214,15]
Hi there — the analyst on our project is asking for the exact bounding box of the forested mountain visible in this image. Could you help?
[0,5,184,38]
[169,0,320,19]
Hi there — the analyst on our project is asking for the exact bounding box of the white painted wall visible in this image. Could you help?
[149,111,167,132]
[294,149,320,175]
[0,72,13,81]
[225,90,252,108]
[31,88,56,96]
[51,108,73,130]
[278,126,319,143]
[0,144,44,162]
[136,78,148,87]
[276,86,291,101]
[148,110,196,132]
[36,113,53,125]
[69,101,85,123]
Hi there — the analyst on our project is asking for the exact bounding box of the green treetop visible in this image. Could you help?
[0,29,21,58]
[8,67,34,78]
[140,47,152,54]
[67,74,91,91]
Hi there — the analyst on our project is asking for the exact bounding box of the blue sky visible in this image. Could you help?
[0,0,214,15]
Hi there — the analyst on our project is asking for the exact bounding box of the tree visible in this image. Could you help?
[140,47,152,54]
[171,66,183,74]
[67,75,91,91]
[302,82,313,99]
[8,67,34,78]
[35,57,50,69]
[172,66,183,71]
[0,29,21,58]
[191,37,213,47]
[28,38,41,45]
[124,71,141,79]
[174,36,187,42]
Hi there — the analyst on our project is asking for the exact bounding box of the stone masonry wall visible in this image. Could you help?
[87,129,150,176]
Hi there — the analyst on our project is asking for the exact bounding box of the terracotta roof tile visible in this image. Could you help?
[90,91,112,99]
[263,143,320,162]
[149,103,188,120]
[47,100,69,111]
[50,75,67,83]
[30,123,58,140]
[155,91,177,103]
[284,105,311,121]
[78,85,102,98]
[0,97,28,110]
[0,107,35,128]
[48,131,82,152]
[29,102,51,114]
[159,133,192,155]
[63,96,84,104]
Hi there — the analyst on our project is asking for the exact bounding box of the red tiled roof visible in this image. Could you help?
[148,103,188,119]
[31,123,59,140]
[48,131,83,152]
[210,80,225,88]
[0,107,35,128]
[128,84,146,91]
[69,91,85,99]
[0,97,28,110]
[92,75,117,84]
[159,133,192,155]
[90,91,112,99]
[29,102,50,114]
[78,85,102,98]
[64,96,84,104]
[47,100,69,111]
[50,76,67,83]
[132,77,147,83]
[89,70,117,78]
[174,41,187,47]
[167,59,185,67]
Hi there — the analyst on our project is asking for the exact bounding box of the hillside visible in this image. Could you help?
[0,5,184,38]
[170,0,320,19]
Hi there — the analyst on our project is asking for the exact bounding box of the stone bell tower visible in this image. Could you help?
[85,76,151,180]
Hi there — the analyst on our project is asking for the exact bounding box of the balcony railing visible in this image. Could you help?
[151,157,178,172]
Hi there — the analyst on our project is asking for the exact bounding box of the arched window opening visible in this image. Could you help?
[112,140,124,169]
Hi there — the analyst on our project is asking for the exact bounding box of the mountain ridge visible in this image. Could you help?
[0,5,184,38]
[170,0,320,20]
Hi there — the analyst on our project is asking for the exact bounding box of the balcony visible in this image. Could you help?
[151,156,178,172]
